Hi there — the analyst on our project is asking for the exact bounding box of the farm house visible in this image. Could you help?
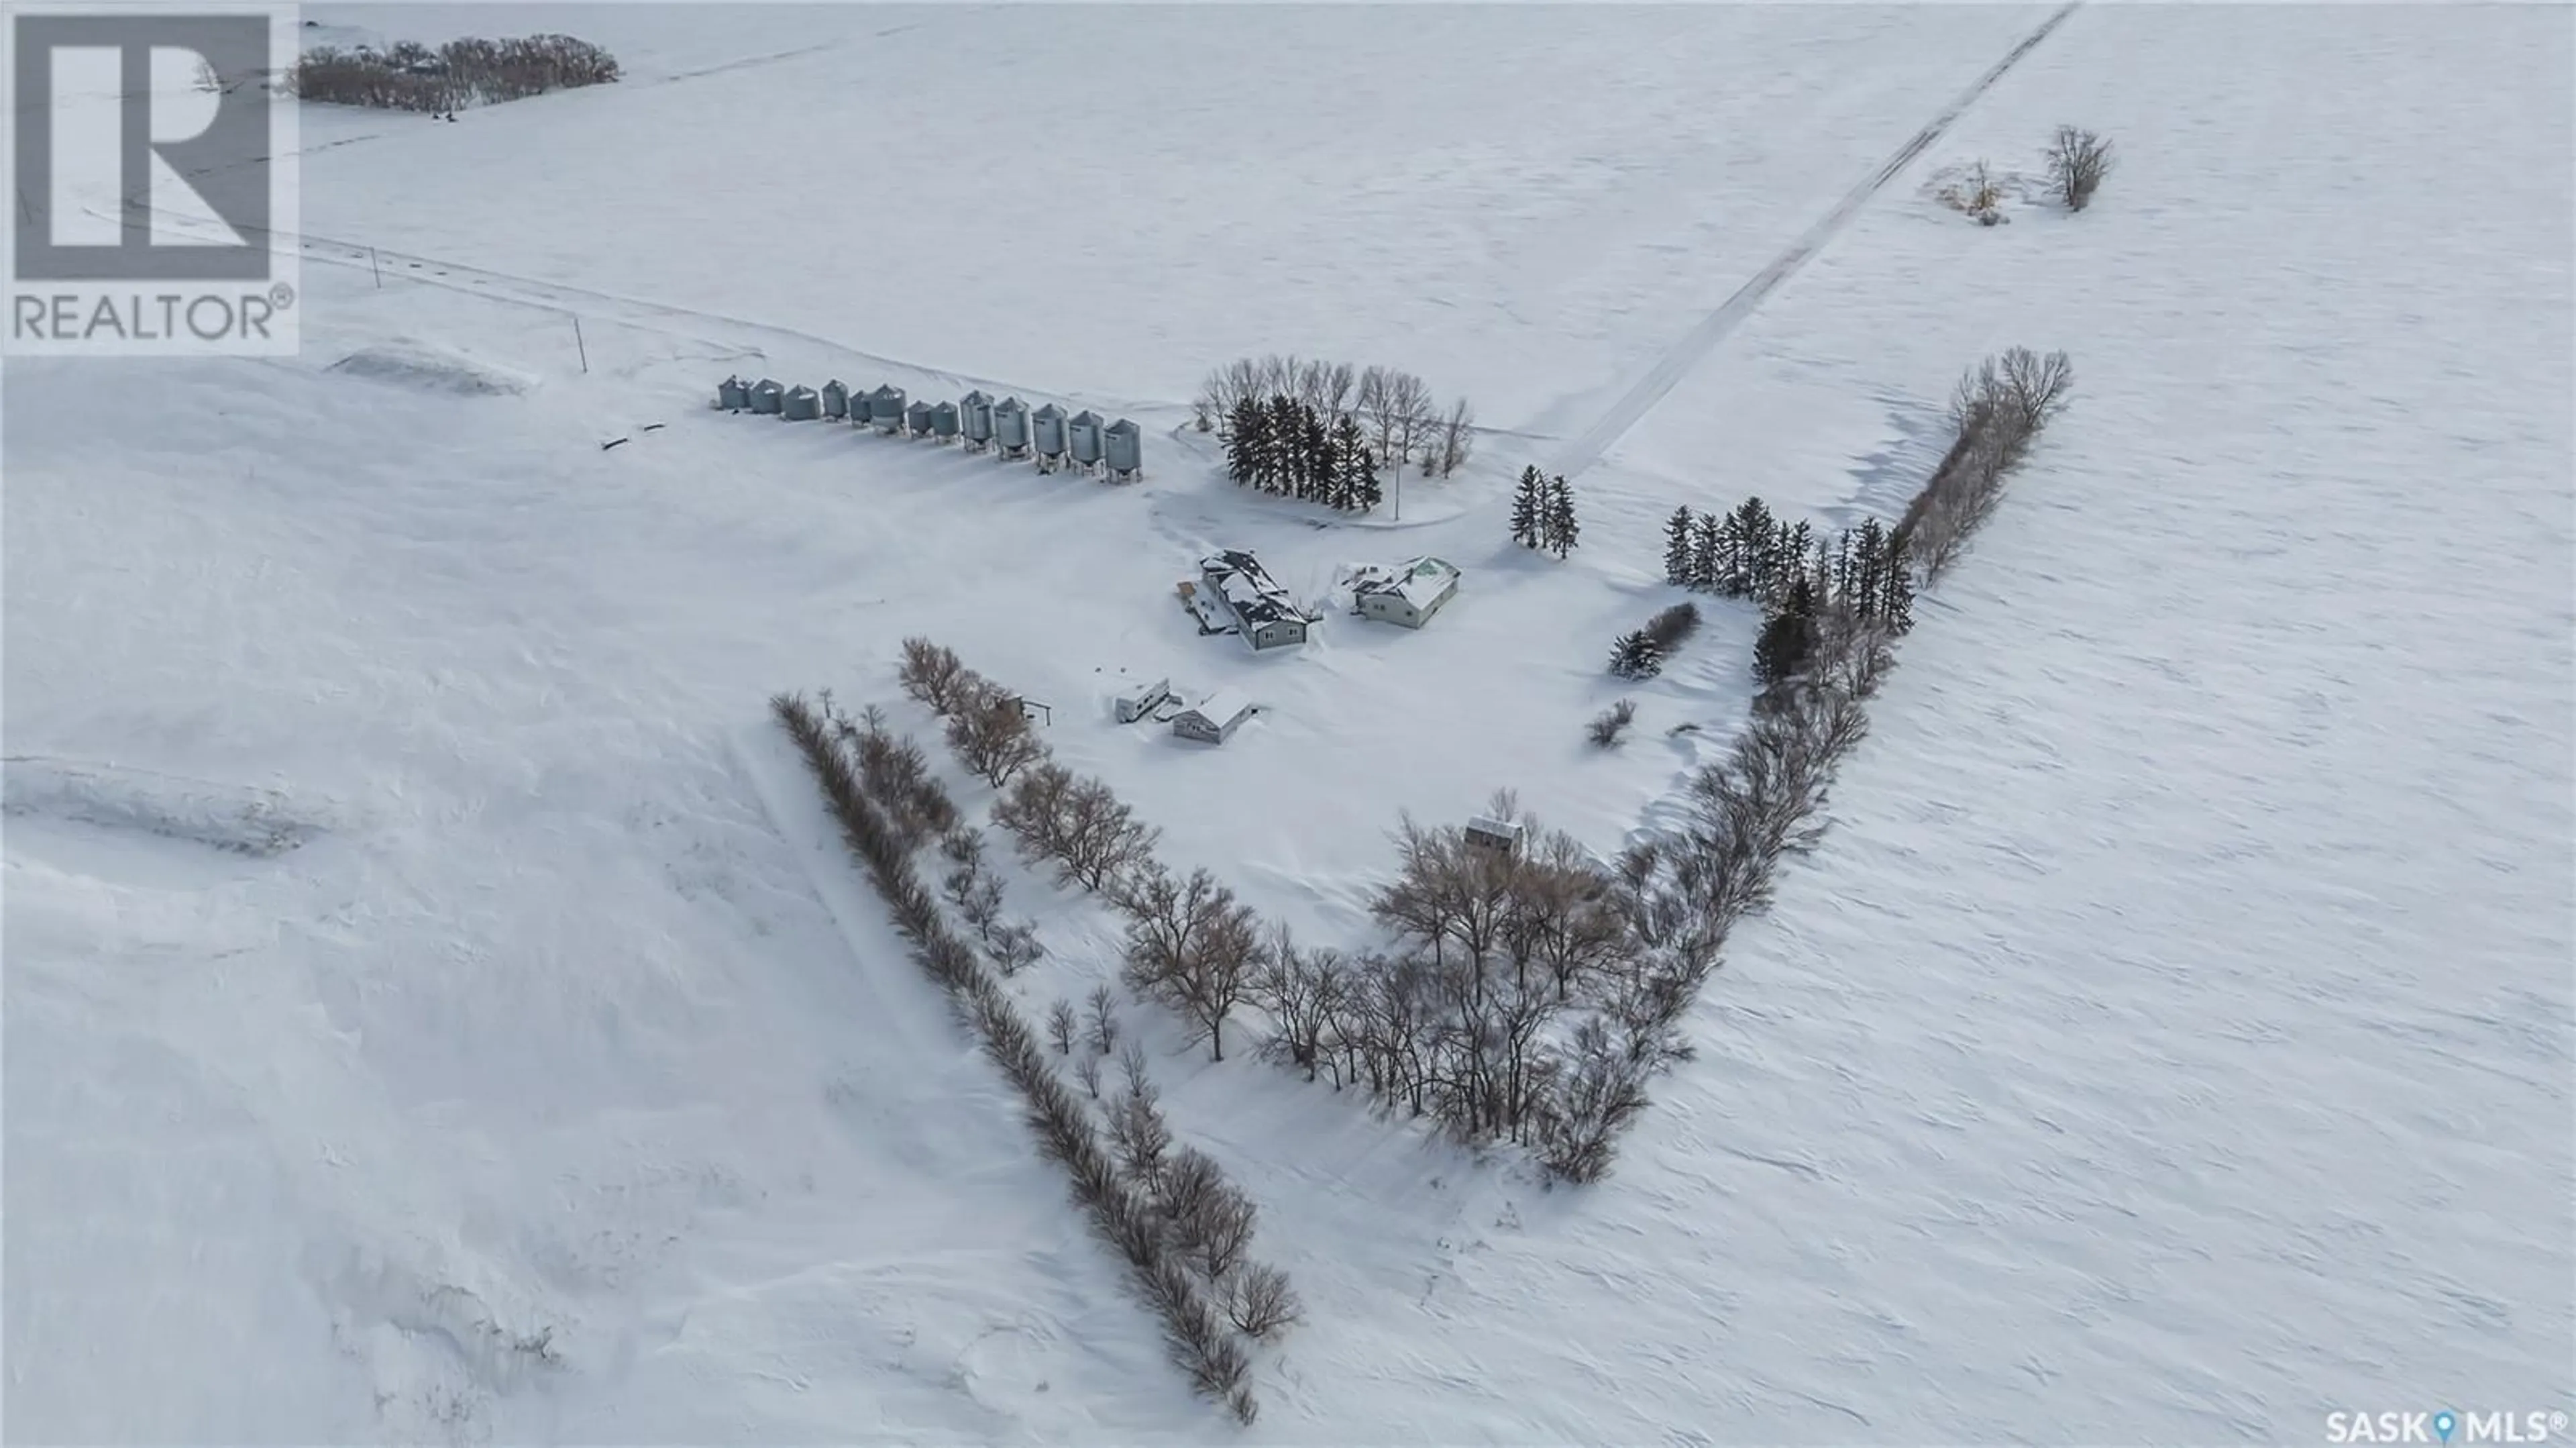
[1352,556,1462,629]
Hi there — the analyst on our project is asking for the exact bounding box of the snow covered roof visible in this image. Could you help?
[1201,550,1307,627]
[1182,690,1254,724]
[1356,556,1460,610]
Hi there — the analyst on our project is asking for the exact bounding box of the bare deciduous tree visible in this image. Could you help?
[1047,997,1079,1055]
[1060,778,1161,892]
[1588,698,1638,747]
[1119,864,1263,1061]
[1226,1263,1303,1338]
[1073,1050,1104,1098]
[1253,923,1349,1083]
[1383,370,1434,477]
[1086,982,1121,1056]
[1432,397,1475,478]
[898,637,972,715]
[2046,125,2113,212]
[946,682,1046,788]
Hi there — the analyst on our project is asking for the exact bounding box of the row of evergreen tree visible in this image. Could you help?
[1224,395,1385,513]
[1509,467,1580,557]
[1661,499,1916,633]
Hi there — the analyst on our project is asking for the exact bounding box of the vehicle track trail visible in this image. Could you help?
[1550,1,2082,480]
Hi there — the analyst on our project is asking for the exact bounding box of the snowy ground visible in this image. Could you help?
[6,3,2571,1444]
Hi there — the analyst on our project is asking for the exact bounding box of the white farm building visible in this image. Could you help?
[1352,556,1462,629]
[1171,691,1257,744]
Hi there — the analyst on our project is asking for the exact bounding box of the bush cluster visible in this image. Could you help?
[289,34,618,112]
[1196,355,1472,480]
[1900,348,2074,580]
[772,692,1284,1423]
[1607,601,1701,681]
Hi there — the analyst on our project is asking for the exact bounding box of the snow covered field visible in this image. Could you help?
[6,3,2570,1443]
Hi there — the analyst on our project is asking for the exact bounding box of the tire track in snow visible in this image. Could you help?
[1550,1,2082,480]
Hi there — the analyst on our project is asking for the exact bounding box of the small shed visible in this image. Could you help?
[961,390,995,450]
[1172,690,1256,745]
[1031,403,1068,468]
[930,400,961,441]
[904,399,935,437]
[716,376,750,411]
[1104,418,1142,481]
[867,385,906,433]
[782,384,821,421]
[820,380,849,419]
[750,378,786,415]
[994,397,1031,457]
[1068,409,1104,470]
[1463,815,1524,857]
[1115,677,1173,723]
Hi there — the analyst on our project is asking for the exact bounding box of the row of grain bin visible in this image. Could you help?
[716,375,1142,480]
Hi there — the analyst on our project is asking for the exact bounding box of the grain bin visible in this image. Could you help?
[930,401,960,442]
[783,384,820,421]
[961,390,994,450]
[1067,409,1104,470]
[1104,418,1142,481]
[905,399,934,438]
[820,380,849,420]
[868,384,905,433]
[1031,403,1067,471]
[751,378,785,415]
[717,376,750,411]
[994,397,1030,458]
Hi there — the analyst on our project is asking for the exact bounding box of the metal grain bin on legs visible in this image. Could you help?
[783,384,821,421]
[994,397,1030,458]
[961,391,994,450]
[1104,418,1142,481]
[930,401,960,442]
[868,385,906,433]
[820,380,849,419]
[904,399,934,437]
[1067,409,1104,472]
[1031,403,1067,470]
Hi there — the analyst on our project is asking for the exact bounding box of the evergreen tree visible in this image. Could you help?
[1334,414,1379,512]
[1510,467,1544,548]
[1721,497,1773,597]
[1265,395,1304,497]
[1690,511,1721,592]
[1753,576,1821,686]
[1663,507,1695,586]
[1224,397,1266,487]
[1348,448,1384,513]
[1783,521,1815,602]
[1879,526,1915,633]
[1303,405,1332,505]
[1609,629,1662,679]
[1849,519,1886,624]
[1545,474,1579,558]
